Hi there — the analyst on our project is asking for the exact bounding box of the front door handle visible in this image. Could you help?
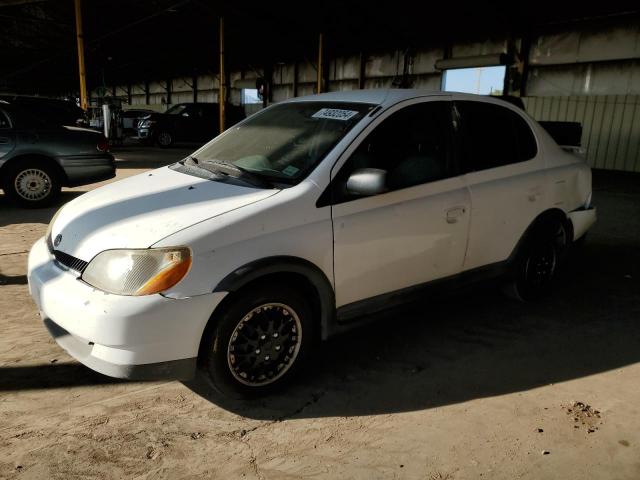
[446,206,467,224]
[0,137,9,144]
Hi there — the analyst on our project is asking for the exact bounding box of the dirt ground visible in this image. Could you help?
[1,147,640,479]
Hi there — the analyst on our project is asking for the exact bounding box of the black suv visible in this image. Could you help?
[136,103,245,147]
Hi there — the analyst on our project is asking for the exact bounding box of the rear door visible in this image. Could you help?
[331,98,472,309]
[455,99,544,271]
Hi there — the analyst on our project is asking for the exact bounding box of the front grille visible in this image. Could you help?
[53,250,89,274]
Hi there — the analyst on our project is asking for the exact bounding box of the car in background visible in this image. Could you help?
[121,108,154,136]
[29,90,596,396]
[0,103,115,208]
[137,102,245,147]
[0,95,86,128]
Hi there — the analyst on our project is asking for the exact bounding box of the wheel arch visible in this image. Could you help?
[197,256,336,362]
[509,208,572,264]
[0,153,68,185]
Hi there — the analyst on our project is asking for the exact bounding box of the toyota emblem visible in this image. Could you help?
[53,234,62,248]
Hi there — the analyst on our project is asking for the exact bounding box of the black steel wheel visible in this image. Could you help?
[202,283,314,397]
[504,220,567,301]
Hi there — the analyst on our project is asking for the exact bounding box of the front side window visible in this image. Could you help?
[329,101,454,203]
[456,101,537,172]
[185,101,373,185]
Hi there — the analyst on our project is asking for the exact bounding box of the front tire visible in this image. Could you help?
[155,130,174,148]
[202,283,314,397]
[2,160,61,208]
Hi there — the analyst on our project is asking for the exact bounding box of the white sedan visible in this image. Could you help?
[27,90,596,396]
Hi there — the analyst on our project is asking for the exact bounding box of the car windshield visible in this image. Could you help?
[166,104,188,115]
[190,101,374,184]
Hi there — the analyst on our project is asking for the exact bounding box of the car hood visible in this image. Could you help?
[51,166,279,261]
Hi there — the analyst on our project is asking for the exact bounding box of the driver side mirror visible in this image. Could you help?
[346,168,387,196]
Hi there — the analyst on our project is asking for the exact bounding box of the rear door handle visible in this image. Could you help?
[0,137,9,144]
[446,206,467,224]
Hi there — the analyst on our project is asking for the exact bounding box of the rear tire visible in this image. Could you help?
[2,159,61,208]
[504,220,568,301]
[201,283,314,397]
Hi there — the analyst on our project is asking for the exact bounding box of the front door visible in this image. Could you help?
[330,99,471,309]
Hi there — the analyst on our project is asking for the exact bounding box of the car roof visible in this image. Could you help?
[282,89,524,110]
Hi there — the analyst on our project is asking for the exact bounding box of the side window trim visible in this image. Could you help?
[317,97,456,208]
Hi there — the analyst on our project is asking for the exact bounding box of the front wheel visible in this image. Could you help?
[155,130,174,148]
[201,284,314,397]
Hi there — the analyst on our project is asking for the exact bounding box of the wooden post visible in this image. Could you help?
[317,33,323,93]
[219,16,226,133]
[74,0,88,110]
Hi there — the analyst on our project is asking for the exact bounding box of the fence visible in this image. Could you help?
[523,95,640,172]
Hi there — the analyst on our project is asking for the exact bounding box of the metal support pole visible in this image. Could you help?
[74,0,88,110]
[317,33,323,93]
[193,74,198,103]
[219,16,226,133]
[166,79,172,105]
[358,52,366,89]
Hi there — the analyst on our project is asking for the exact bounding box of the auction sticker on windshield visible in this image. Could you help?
[312,108,359,121]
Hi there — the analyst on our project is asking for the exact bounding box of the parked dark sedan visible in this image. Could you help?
[137,102,245,147]
[0,103,115,208]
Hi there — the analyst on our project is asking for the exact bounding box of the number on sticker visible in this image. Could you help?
[312,108,359,121]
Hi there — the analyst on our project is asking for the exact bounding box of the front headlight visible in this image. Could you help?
[139,120,156,128]
[82,247,192,296]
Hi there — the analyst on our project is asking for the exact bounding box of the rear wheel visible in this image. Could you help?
[2,160,61,208]
[201,283,314,397]
[504,220,568,301]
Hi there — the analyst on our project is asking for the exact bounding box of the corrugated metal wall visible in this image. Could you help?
[524,95,640,172]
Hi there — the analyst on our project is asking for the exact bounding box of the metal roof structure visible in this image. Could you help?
[1,0,638,94]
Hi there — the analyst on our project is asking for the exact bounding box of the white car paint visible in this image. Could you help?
[27,89,596,380]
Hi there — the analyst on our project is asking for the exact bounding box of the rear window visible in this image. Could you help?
[456,101,537,172]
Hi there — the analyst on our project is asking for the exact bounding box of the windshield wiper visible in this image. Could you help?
[183,156,274,189]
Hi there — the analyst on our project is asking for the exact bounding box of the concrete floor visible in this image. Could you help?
[1,149,639,479]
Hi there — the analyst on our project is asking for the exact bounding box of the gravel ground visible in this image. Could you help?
[1,149,639,479]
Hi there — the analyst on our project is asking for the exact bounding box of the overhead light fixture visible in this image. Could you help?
[435,53,512,70]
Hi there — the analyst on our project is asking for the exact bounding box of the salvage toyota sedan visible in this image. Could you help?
[27,90,596,396]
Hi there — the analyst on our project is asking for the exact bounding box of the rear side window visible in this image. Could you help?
[456,101,537,172]
[0,109,10,129]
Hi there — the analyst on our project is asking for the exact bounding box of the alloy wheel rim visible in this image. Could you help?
[227,302,302,387]
[158,132,172,145]
[14,168,52,201]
